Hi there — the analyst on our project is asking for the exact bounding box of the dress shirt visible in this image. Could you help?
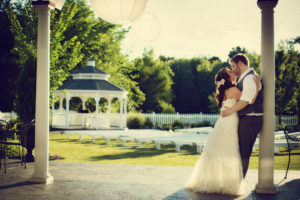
[238,68,262,104]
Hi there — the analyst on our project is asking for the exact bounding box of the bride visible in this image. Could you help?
[184,68,260,195]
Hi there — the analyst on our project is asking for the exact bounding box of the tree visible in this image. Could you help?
[170,57,224,113]
[0,0,19,111]
[293,36,300,44]
[133,50,174,113]
[170,58,194,113]
[7,0,144,119]
[228,46,247,59]
[275,40,300,124]
[228,46,261,73]
[14,54,36,122]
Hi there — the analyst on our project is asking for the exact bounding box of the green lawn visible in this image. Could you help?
[49,133,300,170]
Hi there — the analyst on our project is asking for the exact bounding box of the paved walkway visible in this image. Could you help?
[0,161,299,200]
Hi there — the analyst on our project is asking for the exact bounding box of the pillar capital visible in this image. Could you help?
[257,0,278,9]
[33,4,54,14]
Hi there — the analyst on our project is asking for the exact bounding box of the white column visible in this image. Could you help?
[94,95,101,129]
[120,97,124,128]
[81,97,87,110]
[255,0,278,194]
[65,96,70,128]
[59,96,63,112]
[124,96,127,128]
[31,4,53,184]
[108,97,112,114]
[107,97,112,128]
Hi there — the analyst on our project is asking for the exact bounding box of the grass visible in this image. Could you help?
[49,133,300,170]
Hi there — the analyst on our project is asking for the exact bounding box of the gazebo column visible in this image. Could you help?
[81,97,87,110]
[59,95,63,112]
[80,96,87,127]
[124,97,127,129]
[107,97,112,128]
[65,95,70,128]
[107,97,112,114]
[94,95,101,129]
[255,0,278,194]
[120,97,124,128]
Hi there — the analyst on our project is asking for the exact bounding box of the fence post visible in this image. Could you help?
[152,112,156,128]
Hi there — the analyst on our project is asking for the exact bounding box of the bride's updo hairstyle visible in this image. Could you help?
[215,68,236,108]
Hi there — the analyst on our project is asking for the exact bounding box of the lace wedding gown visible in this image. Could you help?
[185,98,244,195]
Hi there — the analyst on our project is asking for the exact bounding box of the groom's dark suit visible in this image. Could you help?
[236,70,263,177]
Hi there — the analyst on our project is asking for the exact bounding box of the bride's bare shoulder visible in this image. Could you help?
[225,87,241,100]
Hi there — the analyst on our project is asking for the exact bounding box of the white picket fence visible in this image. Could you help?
[1,111,298,128]
[276,115,299,126]
[139,113,219,126]
[128,113,298,127]
[0,111,17,121]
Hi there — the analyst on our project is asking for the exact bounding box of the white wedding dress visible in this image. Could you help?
[185,98,244,195]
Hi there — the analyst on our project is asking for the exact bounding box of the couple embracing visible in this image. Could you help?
[185,53,263,195]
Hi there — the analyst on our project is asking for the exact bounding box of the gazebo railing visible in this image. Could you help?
[52,111,122,129]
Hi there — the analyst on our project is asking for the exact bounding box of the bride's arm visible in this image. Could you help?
[222,87,246,117]
[225,87,241,100]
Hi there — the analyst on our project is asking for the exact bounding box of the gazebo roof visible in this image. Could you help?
[55,60,126,95]
[57,79,123,91]
[74,65,107,74]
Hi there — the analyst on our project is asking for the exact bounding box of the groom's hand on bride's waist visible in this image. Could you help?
[221,106,233,117]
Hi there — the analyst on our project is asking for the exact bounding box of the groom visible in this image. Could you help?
[222,53,263,177]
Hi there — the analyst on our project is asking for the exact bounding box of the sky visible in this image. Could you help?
[121,0,300,61]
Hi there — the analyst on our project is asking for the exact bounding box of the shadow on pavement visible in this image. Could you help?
[163,179,300,200]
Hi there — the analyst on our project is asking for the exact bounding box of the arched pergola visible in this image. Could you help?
[52,60,128,129]
[32,0,279,194]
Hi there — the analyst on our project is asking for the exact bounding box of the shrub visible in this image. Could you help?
[277,122,287,131]
[159,101,176,113]
[8,118,20,132]
[172,119,185,130]
[143,118,153,129]
[160,123,172,131]
[191,120,212,127]
[4,144,27,159]
[127,114,145,129]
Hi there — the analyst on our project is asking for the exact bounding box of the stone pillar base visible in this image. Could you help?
[255,184,277,194]
[30,174,54,184]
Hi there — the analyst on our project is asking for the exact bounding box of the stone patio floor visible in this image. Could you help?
[0,160,299,200]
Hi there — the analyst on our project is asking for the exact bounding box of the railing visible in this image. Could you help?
[129,113,298,127]
[137,113,219,126]
[51,111,123,128]
[1,111,298,128]
[276,115,298,126]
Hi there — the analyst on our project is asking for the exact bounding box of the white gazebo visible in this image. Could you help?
[52,60,128,129]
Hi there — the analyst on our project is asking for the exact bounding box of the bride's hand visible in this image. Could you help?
[221,106,233,117]
[253,74,260,90]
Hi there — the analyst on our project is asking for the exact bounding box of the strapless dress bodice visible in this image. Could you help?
[221,98,237,111]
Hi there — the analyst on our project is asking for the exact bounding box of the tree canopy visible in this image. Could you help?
[132,49,174,113]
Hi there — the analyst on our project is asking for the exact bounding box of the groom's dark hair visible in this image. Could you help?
[230,53,249,66]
